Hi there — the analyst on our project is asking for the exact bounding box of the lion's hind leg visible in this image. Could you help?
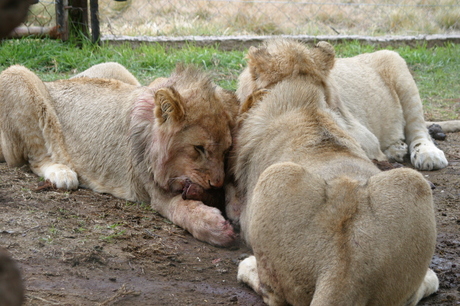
[383,52,448,170]
[366,168,437,304]
[0,65,78,189]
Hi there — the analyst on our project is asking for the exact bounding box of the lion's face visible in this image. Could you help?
[164,120,233,193]
[133,66,238,196]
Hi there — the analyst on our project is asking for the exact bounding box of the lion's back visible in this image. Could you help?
[44,78,146,198]
[247,164,435,305]
[330,51,410,147]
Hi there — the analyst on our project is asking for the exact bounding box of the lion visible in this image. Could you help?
[0,63,239,247]
[0,247,24,306]
[236,40,460,171]
[227,39,438,305]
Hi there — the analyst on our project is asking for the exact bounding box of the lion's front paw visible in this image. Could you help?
[384,140,408,162]
[410,141,448,170]
[422,269,439,298]
[43,164,79,189]
[184,204,237,247]
[237,255,259,286]
[210,219,237,247]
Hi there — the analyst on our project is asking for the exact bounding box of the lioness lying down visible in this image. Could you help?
[229,39,438,305]
[237,39,460,171]
[0,64,238,247]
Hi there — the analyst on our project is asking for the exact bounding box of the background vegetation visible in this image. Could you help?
[96,0,460,36]
[0,38,458,120]
[26,0,460,37]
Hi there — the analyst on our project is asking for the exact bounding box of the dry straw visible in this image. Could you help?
[96,0,460,37]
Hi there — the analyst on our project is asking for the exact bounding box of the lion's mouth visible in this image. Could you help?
[168,178,225,212]
[167,177,205,197]
[181,180,226,214]
[167,177,188,193]
[181,180,204,201]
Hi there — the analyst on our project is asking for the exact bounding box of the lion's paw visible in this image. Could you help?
[237,255,259,286]
[384,140,408,162]
[43,164,79,190]
[410,268,439,304]
[188,205,237,247]
[422,269,439,298]
[410,141,448,170]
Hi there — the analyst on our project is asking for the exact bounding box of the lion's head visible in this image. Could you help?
[236,39,336,113]
[130,65,238,198]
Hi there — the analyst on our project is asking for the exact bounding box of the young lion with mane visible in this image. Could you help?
[0,63,238,247]
[227,39,439,305]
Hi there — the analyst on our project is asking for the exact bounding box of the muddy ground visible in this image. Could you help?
[0,133,459,306]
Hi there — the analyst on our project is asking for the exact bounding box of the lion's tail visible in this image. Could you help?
[425,120,460,133]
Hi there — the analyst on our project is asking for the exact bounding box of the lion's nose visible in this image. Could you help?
[209,178,224,189]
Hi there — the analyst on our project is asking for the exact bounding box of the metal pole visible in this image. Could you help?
[90,0,100,44]
[55,0,69,41]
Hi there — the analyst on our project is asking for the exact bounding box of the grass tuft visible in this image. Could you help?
[436,9,460,30]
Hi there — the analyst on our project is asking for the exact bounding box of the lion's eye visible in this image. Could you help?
[194,145,205,154]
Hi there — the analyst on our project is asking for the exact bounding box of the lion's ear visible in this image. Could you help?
[247,46,272,81]
[218,88,239,121]
[154,87,185,124]
[312,41,336,73]
[239,89,268,114]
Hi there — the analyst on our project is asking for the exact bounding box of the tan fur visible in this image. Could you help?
[236,39,458,171]
[71,62,141,86]
[0,64,239,247]
[229,39,438,305]
[148,77,169,88]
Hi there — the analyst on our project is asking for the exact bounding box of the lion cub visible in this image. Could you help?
[236,39,456,170]
[0,64,238,247]
[229,39,438,305]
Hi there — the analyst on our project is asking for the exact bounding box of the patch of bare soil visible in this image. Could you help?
[1,133,459,306]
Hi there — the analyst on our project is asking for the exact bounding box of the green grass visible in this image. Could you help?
[0,38,246,89]
[0,38,458,120]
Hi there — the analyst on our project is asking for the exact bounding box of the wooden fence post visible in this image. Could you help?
[55,0,69,40]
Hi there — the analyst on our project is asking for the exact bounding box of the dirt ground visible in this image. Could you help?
[0,133,459,306]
